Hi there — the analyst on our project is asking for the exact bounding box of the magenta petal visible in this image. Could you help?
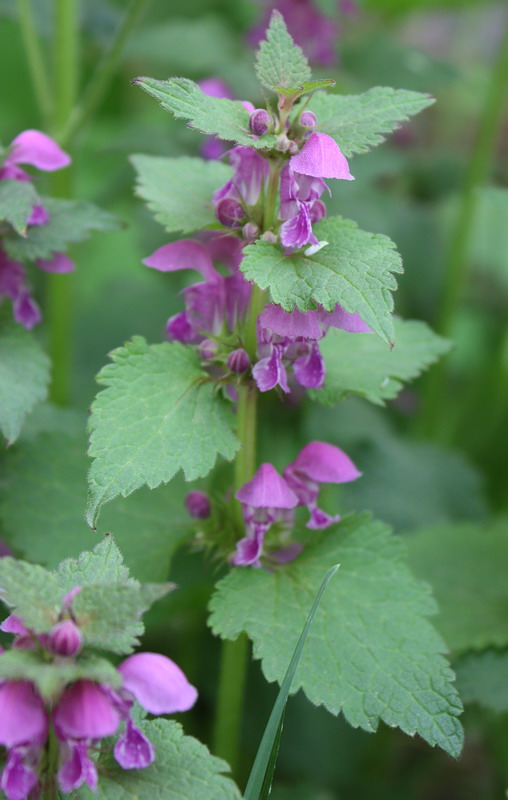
[35,253,75,273]
[0,615,29,636]
[57,741,98,794]
[118,653,198,715]
[259,304,322,339]
[280,203,318,250]
[0,682,48,748]
[307,507,341,530]
[252,346,290,393]
[293,341,326,389]
[143,240,217,281]
[27,205,49,227]
[290,133,354,180]
[13,292,41,330]
[318,304,371,333]
[236,463,298,509]
[289,441,361,484]
[114,720,155,770]
[1,749,39,800]
[54,680,120,739]
[232,528,265,567]
[8,130,71,171]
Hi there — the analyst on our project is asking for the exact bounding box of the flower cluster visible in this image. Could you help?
[0,130,72,328]
[232,441,361,567]
[0,591,196,798]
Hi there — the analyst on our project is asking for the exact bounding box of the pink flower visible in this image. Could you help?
[117,652,198,715]
[0,682,48,748]
[290,132,354,180]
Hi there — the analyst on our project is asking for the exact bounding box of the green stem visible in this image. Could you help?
[47,0,78,405]
[60,0,149,146]
[213,633,250,771]
[16,0,53,125]
[42,724,60,799]
[422,23,508,436]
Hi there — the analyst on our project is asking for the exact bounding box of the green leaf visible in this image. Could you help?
[134,77,278,150]
[244,565,339,800]
[0,180,39,235]
[3,198,119,261]
[56,536,130,590]
[0,429,191,581]
[0,649,121,700]
[209,514,463,757]
[76,719,241,799]
[0,558,63,631]
[255,10,311,92]
[454,650,508,713]
[405,521,508,653]
[307,87,434,157]
[312,319,451,405]
[278,79,335,99]
[130,155,232,235]
[0,321,50,444]
[72,581,172,654]
[241,216,403,342]
[87,337,239,526]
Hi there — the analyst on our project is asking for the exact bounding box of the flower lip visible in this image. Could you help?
[54,680,120,740]
[6,130,70,171]
[235,463,298,509]
[286,441,361,484]
[290,132,354,180]
[0,681,48,748]
[118,652,198,715]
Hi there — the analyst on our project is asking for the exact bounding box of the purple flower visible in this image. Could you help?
[1,745,40,800]
[0,682,48,748]
[213,146,269,210]
[278,164,330,250]
[249,108,271,136]
[232,442,361,566]
[114,719,155,770]
[290,132,354,180]
[49,620,83,657]
[143,236,250,345]
[0,247,41,329]
[227,348,251,374]
[54,679,121,740]
[57,740,98,794]
[233,463,298,567]
[253,302,370,393]
[284,441,361,529]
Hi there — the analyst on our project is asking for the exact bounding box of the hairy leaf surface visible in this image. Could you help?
[255,10,311,91]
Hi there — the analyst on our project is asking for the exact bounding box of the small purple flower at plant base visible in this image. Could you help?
[213,145,269,212]
[215,197,246,228]
[0,248,41,329]
[233,463,299,567]
[249,108,272,136]
[253,302,371,393]
[143,235,250,346]
[185,490,211,519]
[233,443,361,566]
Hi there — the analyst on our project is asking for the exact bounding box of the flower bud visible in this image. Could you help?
[261,230,277,243]
[310,199,326,223]
[300,110,317,128]
[50,619,83,657]
[198,338,217,360]
[242,222,259,241]
[276,133,291,152]
[185,491,211,519]
[215,198,246,228]
[249,108,271,136]
[288,140,299,155]
[227,348,251,374]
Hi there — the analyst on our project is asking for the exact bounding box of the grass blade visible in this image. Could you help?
[243,563,340,800]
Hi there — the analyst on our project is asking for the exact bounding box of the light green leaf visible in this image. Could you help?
[56,536,130,590]
[77,719,241,799]
[134,77,277,150]
[87,337,239,526]
[455,649,508,713]
[312,319,451,405]
[278,79,335,99]
[0,429,191,582]
[0,558,63,631]
[73,581,172,654]
[3,198,119,261]
[0,649,121,700]
[255,10,311,91]
[308,87,434,157]
[0,180,39,235]
[241,216,403,342]
[0,321,50,444]
[406,521,508,653]
[209,514,463,757]
[130,155,232,235]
